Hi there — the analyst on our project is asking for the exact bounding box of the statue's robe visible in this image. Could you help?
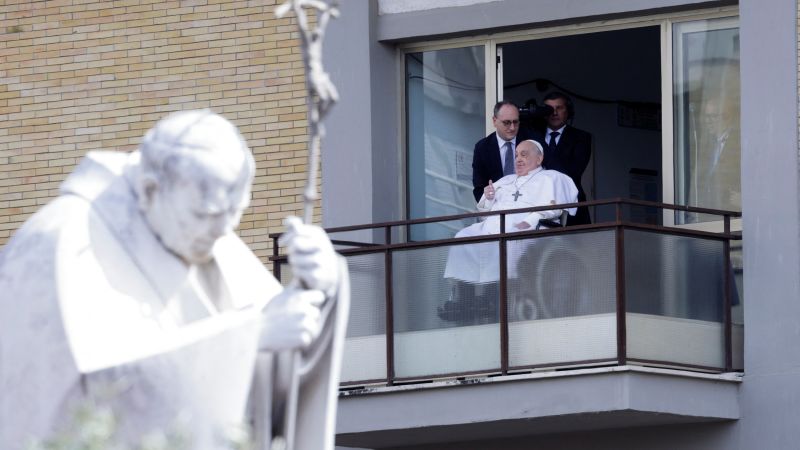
[0,151,349,450]
[443,168,578,283]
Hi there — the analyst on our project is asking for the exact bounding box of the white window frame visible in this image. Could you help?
[665,14,742,231]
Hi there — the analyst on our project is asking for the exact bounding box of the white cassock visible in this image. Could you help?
[0,151,348,450]
[443,167,578,283]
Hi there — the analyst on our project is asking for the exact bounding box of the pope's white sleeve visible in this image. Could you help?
[477,195,494,212]
[521,207,561,228]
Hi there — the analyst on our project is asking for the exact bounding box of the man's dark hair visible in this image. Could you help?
[542,91,575,119]
[493,100,519,117]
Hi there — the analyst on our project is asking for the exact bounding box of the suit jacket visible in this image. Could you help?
[471,128,544,202]
[542,125,592,225]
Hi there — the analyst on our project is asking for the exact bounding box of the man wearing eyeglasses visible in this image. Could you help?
[471,100,543,202]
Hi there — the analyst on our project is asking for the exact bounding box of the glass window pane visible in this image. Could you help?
[393,244,500,379]
[341,253,387,384]
[283,254,388,384]
[625,229,726,368]
[673,18,740,223]
[406,46,486,240]
[507,231,618,369]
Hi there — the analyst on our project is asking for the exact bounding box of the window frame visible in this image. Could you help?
[666,14,742,231]
[397,6,740,226]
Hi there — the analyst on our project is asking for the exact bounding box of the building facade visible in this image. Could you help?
[2,0,800,449]
[0,0,315,263]
[319,1,800,449]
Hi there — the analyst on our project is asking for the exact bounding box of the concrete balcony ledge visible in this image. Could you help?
[336,366,741,448]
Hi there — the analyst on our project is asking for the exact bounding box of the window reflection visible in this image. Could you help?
[674,19,740,222]
[406,46,486,240]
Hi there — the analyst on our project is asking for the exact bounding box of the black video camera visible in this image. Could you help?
[518,99,554,119]
[518,99,554,132]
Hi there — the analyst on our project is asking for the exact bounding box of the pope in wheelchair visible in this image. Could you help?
[440,139,578,325]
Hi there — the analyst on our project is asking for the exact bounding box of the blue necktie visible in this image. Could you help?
[502,141,514,176]
[548,131,560,156]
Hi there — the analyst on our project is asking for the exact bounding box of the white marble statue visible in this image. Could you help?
[0,110,349,450]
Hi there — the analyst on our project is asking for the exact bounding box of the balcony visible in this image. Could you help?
[270,199,743,447]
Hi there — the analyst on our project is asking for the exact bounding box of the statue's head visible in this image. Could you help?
[135,110,255,264]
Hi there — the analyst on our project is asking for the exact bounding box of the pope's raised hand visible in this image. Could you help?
[259,287,324,351]
[279,216,339,297]
[484,180,496,200]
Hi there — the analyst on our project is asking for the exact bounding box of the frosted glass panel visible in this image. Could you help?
[625,229,726,368]
[393,245,500,378]
[277,262,291,286]
[341,253,387,383]
[507,231,618,368]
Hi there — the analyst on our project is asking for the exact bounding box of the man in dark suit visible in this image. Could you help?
[471,101,543,202]
[542,92,592,225]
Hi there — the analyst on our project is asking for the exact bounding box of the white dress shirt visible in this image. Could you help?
[546,125,566,147]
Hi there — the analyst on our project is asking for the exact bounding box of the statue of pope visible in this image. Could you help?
[0,110,347,449]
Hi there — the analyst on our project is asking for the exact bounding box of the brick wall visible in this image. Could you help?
[0,0,318,264]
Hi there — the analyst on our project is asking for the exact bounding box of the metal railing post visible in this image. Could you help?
[615,200,627,365]
[723,214,733,371]
[385,225,395,385]
[499,212,509,375]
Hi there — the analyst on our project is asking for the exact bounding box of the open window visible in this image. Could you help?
[499,26,662,224]
[403,11,740,228]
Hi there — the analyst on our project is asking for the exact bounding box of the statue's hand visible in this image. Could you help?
[280,216,339,297]
[259,287,325,352]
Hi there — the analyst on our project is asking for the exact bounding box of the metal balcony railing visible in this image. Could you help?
[270,199,742,387]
